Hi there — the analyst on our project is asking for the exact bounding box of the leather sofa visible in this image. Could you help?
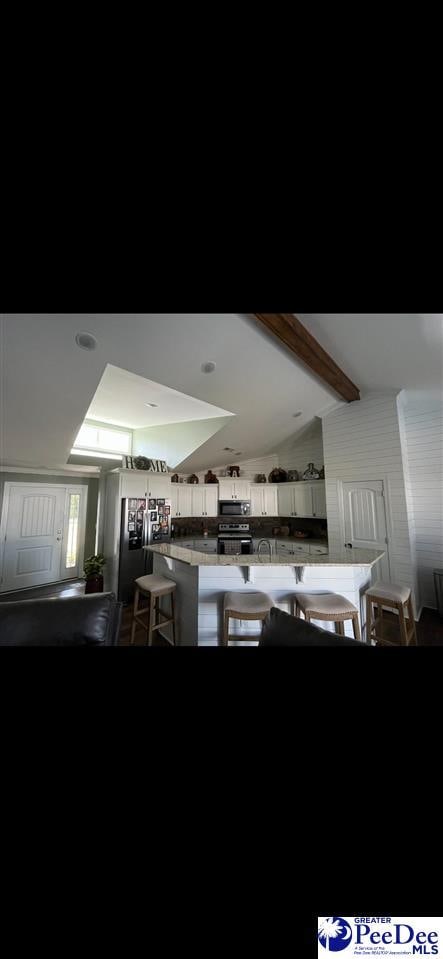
[260,607,365,646]
[0,592,122,646]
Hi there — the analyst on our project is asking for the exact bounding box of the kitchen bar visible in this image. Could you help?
[144,543,385,645]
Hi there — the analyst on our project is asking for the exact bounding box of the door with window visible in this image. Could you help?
[342,480,391,581]
[1,484,88,591]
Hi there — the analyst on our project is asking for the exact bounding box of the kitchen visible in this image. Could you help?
[103,447,330,603]
[2,313,440,646]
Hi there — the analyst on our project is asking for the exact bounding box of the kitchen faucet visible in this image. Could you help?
[257,539,272,560]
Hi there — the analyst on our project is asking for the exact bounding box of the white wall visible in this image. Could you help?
[276,419,325,477]
[321,393,417,613]
[399,390,443,611]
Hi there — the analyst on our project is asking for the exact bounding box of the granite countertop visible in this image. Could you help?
[174,535,328,547]
[145,543,385,568]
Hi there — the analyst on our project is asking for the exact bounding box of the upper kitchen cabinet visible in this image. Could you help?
[292,484,314,517]
[171,485,218,518]
[172,485,193,518]
[118,469,171,500]
[250,485,278,517]
[311,482,327,519]
[218,479,251,501]
[190,485,218,518]
[277,481,327,518]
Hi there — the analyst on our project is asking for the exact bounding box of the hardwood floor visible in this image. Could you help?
[0,580,87,602]
[1,582,442,645]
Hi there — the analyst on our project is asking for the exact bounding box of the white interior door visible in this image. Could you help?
[1,484,88,591]
[342,480,390,581]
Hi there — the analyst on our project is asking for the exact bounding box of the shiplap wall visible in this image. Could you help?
[321,393,416,612]
[276,420,325,476]
[400,391,443,610]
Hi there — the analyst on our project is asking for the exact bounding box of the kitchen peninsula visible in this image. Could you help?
[145,543,385,645]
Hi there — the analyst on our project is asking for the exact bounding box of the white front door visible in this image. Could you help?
[342,480,390,581]
[1,484,88,591]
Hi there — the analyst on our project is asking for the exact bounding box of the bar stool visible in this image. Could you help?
[223,591,273,646]
[131,574,177,646]
[365,581,417,646]
[294,592,362,641]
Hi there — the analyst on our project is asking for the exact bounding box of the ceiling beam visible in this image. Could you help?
[252,313,360,403]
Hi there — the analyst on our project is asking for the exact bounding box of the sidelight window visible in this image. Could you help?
[66,494,81,568]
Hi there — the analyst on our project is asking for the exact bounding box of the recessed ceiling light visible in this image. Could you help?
[75,332,97,351]
[201,361,216,373]
[145,403,158,408]
[293,411,303,418]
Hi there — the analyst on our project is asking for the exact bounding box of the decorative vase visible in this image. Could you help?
[302,462,320,480]
[85,574,104,594]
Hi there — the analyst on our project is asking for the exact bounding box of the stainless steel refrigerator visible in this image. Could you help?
[118,496,172,604]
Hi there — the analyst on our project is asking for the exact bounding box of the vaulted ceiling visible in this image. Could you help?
[1,314,441,473]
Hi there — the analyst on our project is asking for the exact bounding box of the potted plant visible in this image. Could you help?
[83,554,106,594]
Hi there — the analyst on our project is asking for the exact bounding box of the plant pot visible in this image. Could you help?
[85,574,104,594]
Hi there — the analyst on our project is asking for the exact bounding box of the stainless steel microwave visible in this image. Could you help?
[219,500,251,517]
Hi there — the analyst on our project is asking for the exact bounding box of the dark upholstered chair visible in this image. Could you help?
[0,592,122,646]
[260,607,366,646]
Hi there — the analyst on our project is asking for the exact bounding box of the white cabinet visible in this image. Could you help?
[194,539,218,554]
[250,485,278,516]
[292,484,314,517]
[172,485,218,518]
[218,479,250,501]
[120,471,149,498]
[120,470,172,500]
[191,486,218,518]
[312,483,327,518]
[173,486,193,518]
[277,481,326,518]
[146,473,172,500]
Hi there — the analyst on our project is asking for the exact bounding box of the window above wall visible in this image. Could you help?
[73,421,133,456]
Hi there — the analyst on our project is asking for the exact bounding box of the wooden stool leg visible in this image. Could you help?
[378,604,383,642]
[335,620,345,636]
[147,593,156,646]
[366,594,373,644]
[223,611,230,646]
[398,601,408,646]
[407,595,417,645]
[131,588,140,645]
[352,612,361,642]
[170,591,177,646]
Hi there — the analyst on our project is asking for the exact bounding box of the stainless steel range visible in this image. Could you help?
[218,523,253,555]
